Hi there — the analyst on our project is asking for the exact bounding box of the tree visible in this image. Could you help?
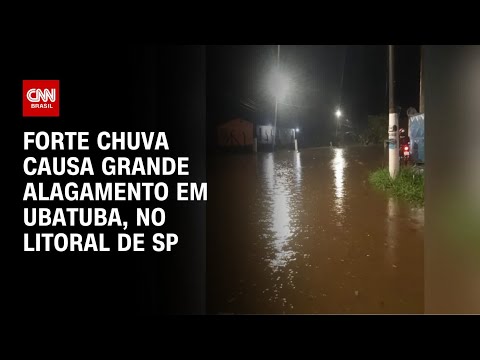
[363,114,388,144]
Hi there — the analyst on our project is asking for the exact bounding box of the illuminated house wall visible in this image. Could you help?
[257,125,295,146]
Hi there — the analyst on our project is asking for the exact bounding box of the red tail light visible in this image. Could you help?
[404,146,409,151]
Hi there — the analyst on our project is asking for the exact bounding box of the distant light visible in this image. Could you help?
[268,68,290,101]
[295,128,300,132]
[335,109,342,118]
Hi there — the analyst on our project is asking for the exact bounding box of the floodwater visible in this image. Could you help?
[207,145,424,314]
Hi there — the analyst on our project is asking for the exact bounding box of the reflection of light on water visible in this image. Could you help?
[294,151,302,187]
[262,152,302,271]
[264,153,275,189]
[386,197,398,265]
[270,173,294,269]
[331,148,346,216]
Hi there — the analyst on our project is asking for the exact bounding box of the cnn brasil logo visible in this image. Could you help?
[23,80,60,117]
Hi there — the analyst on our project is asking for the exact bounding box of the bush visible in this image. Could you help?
[369,167,424,206]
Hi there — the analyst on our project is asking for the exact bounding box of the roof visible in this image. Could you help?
[218,118,252,128]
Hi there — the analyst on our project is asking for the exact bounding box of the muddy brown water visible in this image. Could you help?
[207,145,424,314]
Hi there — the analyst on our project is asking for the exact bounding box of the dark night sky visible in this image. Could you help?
[207,45,420,146]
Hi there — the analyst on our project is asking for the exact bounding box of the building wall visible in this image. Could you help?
[218,119,253,147]
[257,125,295,145]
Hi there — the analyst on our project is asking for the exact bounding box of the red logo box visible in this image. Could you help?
[23,80,60,117]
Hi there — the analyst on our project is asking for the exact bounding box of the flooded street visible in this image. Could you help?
[207,145,424,314]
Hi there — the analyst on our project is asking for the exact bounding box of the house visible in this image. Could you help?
[256,125,295,147]
[217,118,253,148]
[256,125,274,144]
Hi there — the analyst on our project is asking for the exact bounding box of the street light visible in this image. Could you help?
[268,68,290,102]
[268,67,290,150]
[335,108,343,140]
[268,45,292,151]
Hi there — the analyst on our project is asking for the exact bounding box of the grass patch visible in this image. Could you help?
[369,167,424,206]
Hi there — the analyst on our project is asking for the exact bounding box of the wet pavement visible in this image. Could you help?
[207,145,424,314]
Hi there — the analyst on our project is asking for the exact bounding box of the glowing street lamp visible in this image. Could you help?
[268,67,291,148]
[269,45,293,151]
[335,108,343,141]
[268,68,290,102]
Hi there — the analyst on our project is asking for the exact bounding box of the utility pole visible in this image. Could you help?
[419,45,425,114]
[273,44,280,152]
[253,119,258,153]
[388,45,399,179]
[294,129,298,151]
